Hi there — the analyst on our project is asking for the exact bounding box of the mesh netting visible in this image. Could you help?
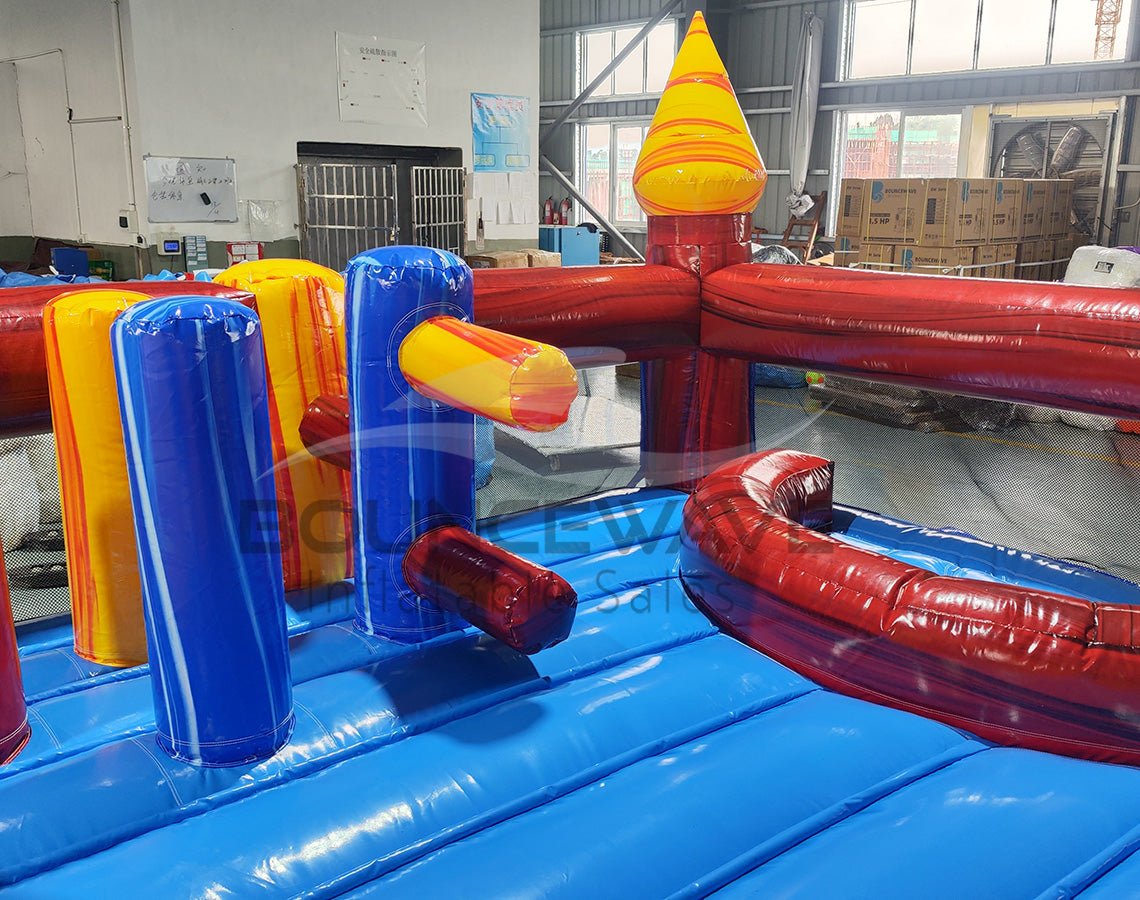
[7,366,1138,626]
[0,434,68,624]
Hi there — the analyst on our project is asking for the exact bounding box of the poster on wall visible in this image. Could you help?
[337,32,427,127]
[470,93,531,172]
[143,156,238,223]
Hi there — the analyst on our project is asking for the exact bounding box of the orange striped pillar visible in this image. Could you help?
[215,260,352,591]
[43,289,153,666]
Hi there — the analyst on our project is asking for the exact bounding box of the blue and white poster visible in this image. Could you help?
[471,93,531,172]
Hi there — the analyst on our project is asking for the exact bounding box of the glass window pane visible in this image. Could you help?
[911,0,978,74]
[584,30,614,96]
[613,27,645,94]
[614,125,645,223]
[977,0,1049,69]
[899,113,962,177]
[1053,0,1130,63]
[841,110,902,179]
[583,123,611,222]
[645,21,676,92]
[848,0,910,78]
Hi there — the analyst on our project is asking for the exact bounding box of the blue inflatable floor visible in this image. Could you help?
[5,489,1140,898]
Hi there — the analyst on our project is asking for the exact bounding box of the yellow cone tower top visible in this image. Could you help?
[633,12,767,217]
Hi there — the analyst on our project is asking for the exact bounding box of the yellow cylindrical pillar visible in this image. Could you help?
[43,289,152,666]
[215,259,352,590]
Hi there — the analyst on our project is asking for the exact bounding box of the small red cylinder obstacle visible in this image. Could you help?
[299,393,351,471]
[403,526,577,655]
[0,541,30,765]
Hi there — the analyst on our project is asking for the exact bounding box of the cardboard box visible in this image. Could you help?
[973,244,1018,279]
[525,249,561,267]
[1022,181,1049,240]
[896,245,974,276]
[920,178,992,246]
[988,179,1025,243]
[1049,179,1075,238]
[464,250,530,269]
[833,235,860,268]
[1018,240,1057,281]
[865,179,923,244]
[836,179,869,239]
[857,243,896,271]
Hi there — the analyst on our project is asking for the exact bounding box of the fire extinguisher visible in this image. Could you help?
[559,197,572,226]
[543,197,554,225]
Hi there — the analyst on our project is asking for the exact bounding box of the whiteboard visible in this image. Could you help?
[144,156,238,223]
[337,32,427,127]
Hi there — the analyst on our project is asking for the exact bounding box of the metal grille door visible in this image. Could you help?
[297,161,398,271]
[411,166,466,255]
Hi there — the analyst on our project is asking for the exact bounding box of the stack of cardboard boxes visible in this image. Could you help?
[835,177,1086,280]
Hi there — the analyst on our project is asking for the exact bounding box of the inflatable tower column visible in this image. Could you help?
[43,289,154,667]
[112,297,294,767]
[0,541,29,765]
[633,11,765,489]
[345,248,474,643]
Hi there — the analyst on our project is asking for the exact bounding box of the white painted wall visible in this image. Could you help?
[0,0,134,244]
[0,62,32,235]
[121,0,540,244]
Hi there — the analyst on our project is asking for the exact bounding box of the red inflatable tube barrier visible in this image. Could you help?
[299,393,350,471]
[0,282,254,437]
[473,265,699,366]
[701,264,1140,418]
[0,540,29,766]
[404,525,577,655]
[680,449,1140,767]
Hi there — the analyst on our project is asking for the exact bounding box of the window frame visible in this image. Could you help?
[576,118,653,230]
[577,19,678,99]
[827,107,967,234]
[842,0,1133,80]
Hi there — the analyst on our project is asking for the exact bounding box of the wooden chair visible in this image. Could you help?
[781,191,827,261]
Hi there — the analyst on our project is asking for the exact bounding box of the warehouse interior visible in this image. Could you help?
[3,1,1140,896]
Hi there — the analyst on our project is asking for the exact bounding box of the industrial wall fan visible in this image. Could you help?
[989,116,1112,238]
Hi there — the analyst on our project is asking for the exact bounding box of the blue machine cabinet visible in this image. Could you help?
[538,226,600,267]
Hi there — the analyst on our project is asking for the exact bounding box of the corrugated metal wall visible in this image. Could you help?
[541,0,1140,245]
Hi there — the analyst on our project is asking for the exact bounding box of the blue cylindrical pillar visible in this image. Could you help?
[345,247,475,643]
[112,297,294,767]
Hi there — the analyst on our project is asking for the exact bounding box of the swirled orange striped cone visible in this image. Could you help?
[633,11,767,217]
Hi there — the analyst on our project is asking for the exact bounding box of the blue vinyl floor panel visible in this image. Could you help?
[5,489,1140,898]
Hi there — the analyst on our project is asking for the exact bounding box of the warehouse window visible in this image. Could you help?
[836,110,963,179]
[830,109,963,230]
[845,0,1132,78]
[579,20,677,97]
[578,121,649,227]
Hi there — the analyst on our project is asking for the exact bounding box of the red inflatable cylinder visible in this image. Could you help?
[0,282,254,438]
[641,214,754,490]
[0,541,29,765]
[403,526,577,655]
[299,393,351,471]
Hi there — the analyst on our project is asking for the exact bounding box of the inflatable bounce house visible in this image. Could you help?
[3,14,1140,897]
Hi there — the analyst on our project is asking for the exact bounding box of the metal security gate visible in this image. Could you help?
[297,161,398,271]
[411,166,465,254]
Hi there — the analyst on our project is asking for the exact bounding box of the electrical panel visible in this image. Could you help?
[183,234,209,271]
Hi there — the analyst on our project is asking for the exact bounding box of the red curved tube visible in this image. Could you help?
[403,526,577,655]
[473,264,699,365]
[0,282,254,437]
[299,393,350,471]
[0,540,29,765]
[680,449,1140,767]
[702,264,1140,418]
